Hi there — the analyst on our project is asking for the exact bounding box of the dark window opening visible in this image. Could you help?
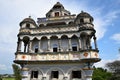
[72,46,77,51]
[72,71,81,79]
[35,48,38,53]
[31,71,38,78]
[51,71,59,79]
[80,19,84,23]
[53,47,57,52]
[90,19,92,23]
[64,13,67,16]
[26,24,30,28]
[55,12,59,17]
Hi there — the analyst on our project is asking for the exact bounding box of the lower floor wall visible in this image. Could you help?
[21,63,93,80]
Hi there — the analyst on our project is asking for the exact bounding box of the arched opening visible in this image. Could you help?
[23,36,30,53]
[61,35,69,51]
[46,68,64,80]
[39,24,44,27]
[71,35,78,51]
[41,36,48,52]
[67,67,82,80]
[69,21,74,25]
[80,33,91,49]
[32,38,39,53]
[50,36,58,52]
[29,68,43,80]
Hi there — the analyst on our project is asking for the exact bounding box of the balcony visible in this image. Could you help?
[14,50,101,64]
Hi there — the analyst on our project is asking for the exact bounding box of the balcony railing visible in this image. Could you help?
[15,50,100,63]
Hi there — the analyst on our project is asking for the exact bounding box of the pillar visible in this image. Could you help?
[83,69,94,80]
[88,36,92,49]
[38,40,41,52]
[28,40,32,53]
[47,39,50,51]
[68,38,72,51]
[24,43,27,53]
[21,67,29,80]
[83,62,94,80]
[17,40,22,52]
[58,39,61,52]
[93,35,98,50]
[78,37,81,50]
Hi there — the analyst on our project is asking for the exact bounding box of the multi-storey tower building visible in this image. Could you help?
[14,2,101,80]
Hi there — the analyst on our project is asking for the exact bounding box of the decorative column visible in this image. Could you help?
[88,36,92,49]
[58,38,61,52]
[21,67,29,80]
[38,40,41,52]
[83,63,94,80]
[83,69,94,80]
[17,39,22,52]
[47,39,50,51]
[28,40,32,53]
[24,43,27,53]
[93,35,98,50]
[68,38,72,51]
[78,37,81,50]
[42,76,46,80]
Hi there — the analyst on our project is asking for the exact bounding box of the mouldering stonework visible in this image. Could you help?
[14,2,101,80]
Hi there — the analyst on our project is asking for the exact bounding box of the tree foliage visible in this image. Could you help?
[106,60,120,80]
[92,67,112,80]
[12,64,21,80]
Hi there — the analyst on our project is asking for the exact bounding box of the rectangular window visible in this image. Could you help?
[80,19,84,23]
[31,71,38,78]
[35,48,38,53]
[26,24,30,28]
[72,71,81,79]
[72,46,77,51]
[53,47,57,52]
[51,71,59,79]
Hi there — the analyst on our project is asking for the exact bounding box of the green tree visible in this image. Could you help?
[92,67,112,80]
[12,64,21,80]
[106,60,120,80]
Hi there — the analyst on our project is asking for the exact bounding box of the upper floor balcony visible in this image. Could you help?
[14,49,100,64]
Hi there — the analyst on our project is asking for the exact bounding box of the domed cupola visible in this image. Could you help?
[75,11,94,27]
[46,2,70,18]
[20,16,37,28]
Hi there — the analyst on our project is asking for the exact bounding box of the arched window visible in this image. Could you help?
[23,36,30,53]
[50,36,58,52]
[32,38,39,53]
[61,35,69,51]
[41,37,48,51]
[71,35,78,51]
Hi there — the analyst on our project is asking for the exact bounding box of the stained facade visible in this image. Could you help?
[14,2,101,80]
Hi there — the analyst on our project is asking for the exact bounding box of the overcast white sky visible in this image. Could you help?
[0,0,120,74]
